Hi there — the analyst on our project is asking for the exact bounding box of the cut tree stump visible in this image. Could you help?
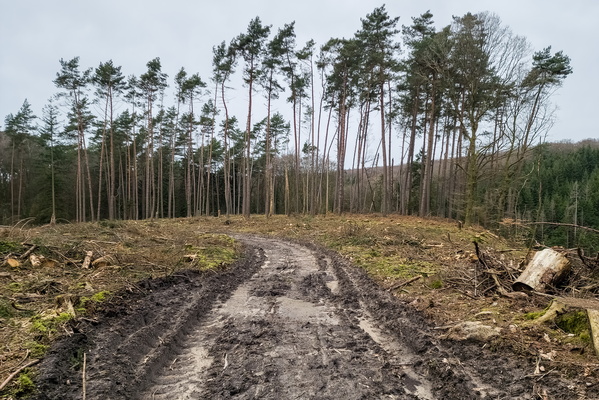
[513,248,570,292]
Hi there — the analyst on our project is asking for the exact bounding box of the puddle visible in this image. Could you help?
[276,296,339,325]
[218,286,267,318]
[358,318,401,352]
[326,280,339,293]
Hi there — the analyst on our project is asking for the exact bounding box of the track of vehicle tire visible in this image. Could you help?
[34,235,583,399]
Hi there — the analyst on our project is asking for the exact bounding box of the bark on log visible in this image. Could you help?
[513,248,570,292]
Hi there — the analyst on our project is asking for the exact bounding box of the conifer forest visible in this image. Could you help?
[3,7,595,250]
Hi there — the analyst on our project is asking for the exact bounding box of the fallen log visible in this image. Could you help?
[513,248,570,292]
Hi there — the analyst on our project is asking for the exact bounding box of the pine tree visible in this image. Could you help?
[54,57,95,222]
[355,5,400,215]
[448,13,505,225]
[92,60,126,220]
[399,11,436,215]
[38,99,61,223]
[138,58,168,219]
[232,17,271,218]
[212,41,237,216]
[261,23,291,216]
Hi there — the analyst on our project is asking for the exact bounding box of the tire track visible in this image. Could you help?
[138,236,432,399]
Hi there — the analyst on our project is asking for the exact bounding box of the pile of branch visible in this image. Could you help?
[444,242,519,298]
[443,236,599,357]
[544,248,599,297]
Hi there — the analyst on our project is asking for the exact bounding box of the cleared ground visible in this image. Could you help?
[35,235,583,399]
[1,215,598,398]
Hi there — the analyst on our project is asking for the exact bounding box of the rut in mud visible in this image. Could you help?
[34,236,580,399]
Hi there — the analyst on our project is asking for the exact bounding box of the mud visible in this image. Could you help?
[33,236,588,399]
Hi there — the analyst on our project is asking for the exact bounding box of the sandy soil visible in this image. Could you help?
[32,235,589,399]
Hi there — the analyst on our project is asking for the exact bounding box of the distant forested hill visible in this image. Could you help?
[515,139,599,252]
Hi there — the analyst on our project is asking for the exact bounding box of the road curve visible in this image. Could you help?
[35,235,576,399]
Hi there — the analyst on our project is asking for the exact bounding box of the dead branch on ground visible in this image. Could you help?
[0,359,40,392]
[387,275,422,292]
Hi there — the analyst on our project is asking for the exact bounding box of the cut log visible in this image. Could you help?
[29,254,58,268]
[513,248,570,292]
[92,255,115,268]
[587,309,599,357]
[82,251,93,269]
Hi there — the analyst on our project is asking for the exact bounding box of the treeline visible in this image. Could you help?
[0,7,573,233]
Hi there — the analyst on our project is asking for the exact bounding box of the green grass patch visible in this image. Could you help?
[11,369,36,396]
[0,240,22,254]
[98,220,125,229]
[77,290,112,314]
[184,234,238,270]
[30,312,74,336]
[429,279,444,289]
[25,341,49,358]
[524,310,546,320]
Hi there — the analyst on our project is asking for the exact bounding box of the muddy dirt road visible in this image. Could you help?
[35,236,580,399]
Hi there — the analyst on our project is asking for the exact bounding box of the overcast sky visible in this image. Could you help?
[1,0,596,143]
